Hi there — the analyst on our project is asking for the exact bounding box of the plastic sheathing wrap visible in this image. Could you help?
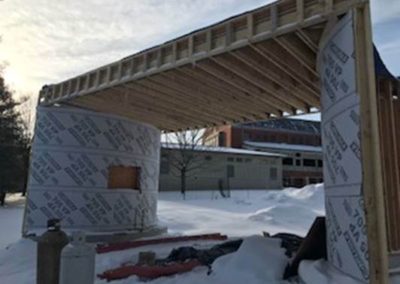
[23,106,161,234]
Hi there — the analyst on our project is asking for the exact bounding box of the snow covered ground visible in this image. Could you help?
[1,184,388,284]
[0,193,25,249]
[157,185,324,238]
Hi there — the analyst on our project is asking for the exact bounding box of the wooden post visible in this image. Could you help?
[353,3,389,284]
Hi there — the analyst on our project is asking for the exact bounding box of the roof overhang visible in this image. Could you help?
[38,0,365,131]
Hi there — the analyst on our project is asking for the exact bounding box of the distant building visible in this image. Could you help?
[203,118,323,188]
[243,141,322,187]
[159,144,284,191]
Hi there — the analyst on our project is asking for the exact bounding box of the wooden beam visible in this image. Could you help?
[378,79,400,252]
[296,0,304,23]
[141,76,248,123]
[274,33,318,77]
[388,83,400,251]
[149,73,255,121]
[377,84,397,252]
[177,67,275,119]
[111,85,221,127]
[251,41,320,97]
[295,29,319,53]
[158,71,265,121]
[211,54,304,113]
[123,79,235,124]
[230,47,318,108]
[354,4,389,284]
[197,59,284,116]
[40,0,363,106]
[65,94,183,130]
[97,89,205,128]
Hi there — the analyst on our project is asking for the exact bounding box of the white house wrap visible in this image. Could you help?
[23,106,160,233]
[319,12,368,282]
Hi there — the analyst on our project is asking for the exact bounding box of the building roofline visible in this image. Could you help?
[162,143,284,158]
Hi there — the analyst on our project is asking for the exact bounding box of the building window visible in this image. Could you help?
[270,167,278,180]
[227,165,235,178]
[303,159,316,167]
[218,132,226,147]
[295,153,301,157]
[296,159,301,166]
[318,160,323,167]
[236,157,243,162]
[227,157,234,162]
[282,158,293,165]
[205,155,212,161]
[283,177,291,187]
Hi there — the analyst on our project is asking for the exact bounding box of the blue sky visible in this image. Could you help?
[0,0,398,102]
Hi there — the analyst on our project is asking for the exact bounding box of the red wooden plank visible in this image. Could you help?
[96,233,228,254]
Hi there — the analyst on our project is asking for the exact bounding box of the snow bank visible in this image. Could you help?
[209,235,288,284]
[248,204,321,233]
[248,184,324,236]
[299,260,365,284]
[0,193,25,249]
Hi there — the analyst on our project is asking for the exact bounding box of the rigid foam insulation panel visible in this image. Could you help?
[23,106,160,234]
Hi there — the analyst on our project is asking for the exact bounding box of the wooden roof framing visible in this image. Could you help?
[38,0,364,131]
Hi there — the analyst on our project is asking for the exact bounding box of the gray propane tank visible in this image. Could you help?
[59,231,95,284]
[37,219,69,284]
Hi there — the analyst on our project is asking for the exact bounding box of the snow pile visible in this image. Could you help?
[248,184,324,234]
[210,236,287,284]
[299,260,365,284]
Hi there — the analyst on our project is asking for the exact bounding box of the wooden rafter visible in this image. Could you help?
[39,0,362,131]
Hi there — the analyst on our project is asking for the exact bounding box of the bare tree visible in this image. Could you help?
[164,129,205,199]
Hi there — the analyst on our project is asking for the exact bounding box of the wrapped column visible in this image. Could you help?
[23,106,160,234]
[318,12,368,282]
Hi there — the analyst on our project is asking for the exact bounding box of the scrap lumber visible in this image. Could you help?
[98,259,201,281]
[96,233,228,254]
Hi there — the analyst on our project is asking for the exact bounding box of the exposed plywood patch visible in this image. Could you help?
[108,166,141,190]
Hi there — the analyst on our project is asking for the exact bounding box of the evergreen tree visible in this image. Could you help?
[0,75,30,205]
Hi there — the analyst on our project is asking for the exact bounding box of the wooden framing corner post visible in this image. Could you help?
[354,2,389,283]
